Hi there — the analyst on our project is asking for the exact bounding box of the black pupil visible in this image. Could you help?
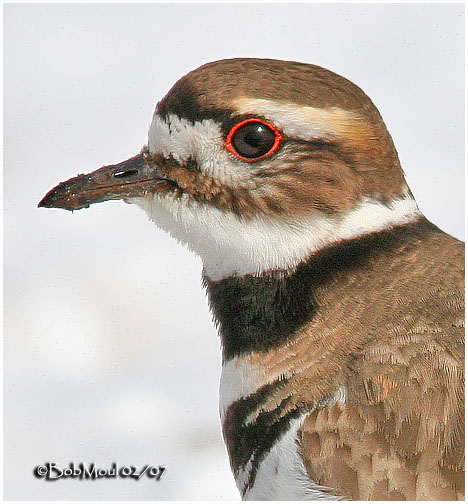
[232,122,276,159]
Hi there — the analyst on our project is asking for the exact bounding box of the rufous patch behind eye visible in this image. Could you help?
[225,118,283,162]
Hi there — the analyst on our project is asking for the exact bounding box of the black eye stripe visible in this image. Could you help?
[225,119,283,162]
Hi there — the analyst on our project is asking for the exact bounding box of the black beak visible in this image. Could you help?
[38,150,171,211]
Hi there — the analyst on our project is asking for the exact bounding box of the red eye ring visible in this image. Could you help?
[225,118,283,162]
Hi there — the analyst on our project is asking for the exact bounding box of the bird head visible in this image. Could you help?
[39,58,420,280]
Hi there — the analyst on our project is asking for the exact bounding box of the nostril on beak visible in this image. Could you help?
[114,169,139,179]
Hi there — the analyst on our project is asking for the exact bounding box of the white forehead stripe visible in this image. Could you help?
[148,113,254,186]
[132,192,421,281]
[231,97,366,142]
[148,113,221,162]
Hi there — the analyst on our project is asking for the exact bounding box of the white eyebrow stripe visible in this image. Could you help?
[231,97,366,142]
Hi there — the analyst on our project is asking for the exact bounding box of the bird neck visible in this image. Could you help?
[204,216,439,362]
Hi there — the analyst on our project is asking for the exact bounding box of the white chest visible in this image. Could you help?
[242,416,338,501]
[219,359,340,500]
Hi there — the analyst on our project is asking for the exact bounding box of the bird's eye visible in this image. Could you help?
[225,119,283,162]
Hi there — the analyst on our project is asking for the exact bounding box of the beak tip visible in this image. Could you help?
[38,186,77,211]
[38,194,53,209]
[38,195,51,209]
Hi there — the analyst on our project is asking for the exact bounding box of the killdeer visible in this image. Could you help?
[39,58,464,500]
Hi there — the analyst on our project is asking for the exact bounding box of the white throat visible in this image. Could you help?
[131,191,421,281]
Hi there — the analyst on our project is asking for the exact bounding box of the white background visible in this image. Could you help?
[4,3,464,500]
